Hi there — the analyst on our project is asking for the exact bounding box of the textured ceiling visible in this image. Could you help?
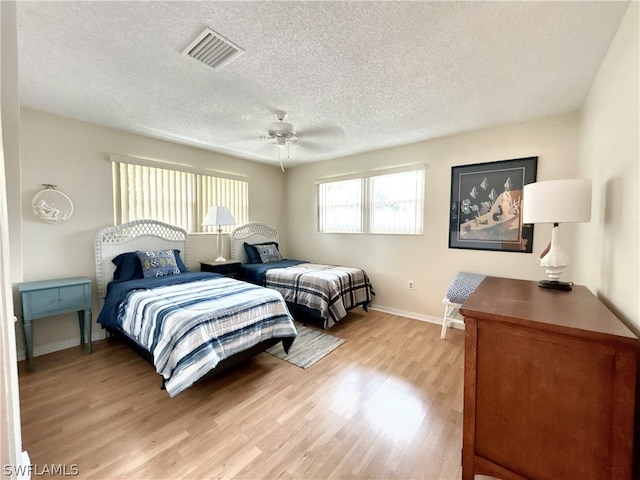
[16,1,630,168]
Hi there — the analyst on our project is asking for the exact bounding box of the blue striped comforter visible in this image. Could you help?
[115,276,297,397]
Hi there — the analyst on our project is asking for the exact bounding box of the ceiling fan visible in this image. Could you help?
[263,110,300,147]
[257,110,344,171]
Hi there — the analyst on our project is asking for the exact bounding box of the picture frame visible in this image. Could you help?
[449,156,537,252]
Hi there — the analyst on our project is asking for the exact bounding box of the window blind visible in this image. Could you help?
[317,166,424,235]
[112,158,248,233]
[318,178,363,233]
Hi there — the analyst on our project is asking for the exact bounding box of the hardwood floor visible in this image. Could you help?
[18,310,465,479]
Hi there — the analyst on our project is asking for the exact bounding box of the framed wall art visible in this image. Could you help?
[449,156,537,252]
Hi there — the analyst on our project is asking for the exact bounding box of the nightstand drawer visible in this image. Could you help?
[201,260,242,278]
[23,284,90,319]
[214,263,239,276]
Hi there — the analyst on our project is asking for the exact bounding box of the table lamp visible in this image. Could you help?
[522,179,591,290]
[201,206,236,262]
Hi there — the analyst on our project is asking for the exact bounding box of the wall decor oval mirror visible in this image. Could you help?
[31,185,74,224]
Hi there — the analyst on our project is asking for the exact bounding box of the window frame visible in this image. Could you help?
[111,154,249,234]
[316,164,425,235]
[317,177,364,233]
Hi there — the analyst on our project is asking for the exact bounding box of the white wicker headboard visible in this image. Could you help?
[94,219,188,302]
[230,222,279,264]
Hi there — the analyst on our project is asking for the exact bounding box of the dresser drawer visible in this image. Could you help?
[23,284,90,319]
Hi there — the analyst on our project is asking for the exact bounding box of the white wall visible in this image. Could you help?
[17,108,286,355]
[2,0,21,285]
[284,112,580,321]
[1,0,25,474]
[14,1,639,353]
[575,1,639,333]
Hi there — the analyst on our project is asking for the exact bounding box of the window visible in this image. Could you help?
[112,156,248,233]
[318,178,362,233]
[318,166,424,234]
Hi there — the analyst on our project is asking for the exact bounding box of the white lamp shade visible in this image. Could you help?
[523,179,592,224]
[201,206,236,226]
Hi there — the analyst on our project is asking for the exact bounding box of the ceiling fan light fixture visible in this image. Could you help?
[258,110,323,163]
[267,121,296,138]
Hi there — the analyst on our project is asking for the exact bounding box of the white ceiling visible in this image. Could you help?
[16,1,630,168]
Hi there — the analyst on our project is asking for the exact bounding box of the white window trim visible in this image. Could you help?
[317,164,425,235]
[109,154,248,182]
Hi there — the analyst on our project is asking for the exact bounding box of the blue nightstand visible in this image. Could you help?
[19,277,92,371]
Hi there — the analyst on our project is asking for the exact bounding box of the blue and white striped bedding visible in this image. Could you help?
[112,275,296,397]
[264,263,374,329]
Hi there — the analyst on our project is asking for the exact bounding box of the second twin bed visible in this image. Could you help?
[230,222,374,329]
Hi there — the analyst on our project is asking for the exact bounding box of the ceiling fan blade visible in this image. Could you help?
[296,124,345,139]
[235,104,283,124]
[294,139,334,153]
[232,130,267,142]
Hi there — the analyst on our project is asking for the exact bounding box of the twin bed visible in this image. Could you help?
[95,220,297,397]
[230,222,374,329]
[95,219,373,397]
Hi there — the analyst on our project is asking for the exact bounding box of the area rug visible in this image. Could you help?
[266,324,345,369]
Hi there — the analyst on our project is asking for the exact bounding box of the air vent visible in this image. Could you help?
[182,27,244,71]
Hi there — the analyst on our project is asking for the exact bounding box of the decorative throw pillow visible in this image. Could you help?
[255,244,283,264]
[112,249,187,282]
[244,241,279,264]
[136,250,181,278]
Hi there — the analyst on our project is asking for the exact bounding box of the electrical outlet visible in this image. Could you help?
[408,280,415,290]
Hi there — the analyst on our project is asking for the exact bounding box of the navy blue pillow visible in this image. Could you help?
[244,242,279,264]
[173,250,188,273]
[112,252,143,283]
[112,249,188,282]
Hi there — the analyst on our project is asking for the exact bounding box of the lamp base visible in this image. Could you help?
[538,279,573,291]
[215,256,227,262]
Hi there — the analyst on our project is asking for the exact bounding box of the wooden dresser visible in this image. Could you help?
[460,276,639,480]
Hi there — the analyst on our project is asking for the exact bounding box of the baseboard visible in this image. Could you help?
[369,303,465,330]
[16,329,107,361]
[17,305,464,360]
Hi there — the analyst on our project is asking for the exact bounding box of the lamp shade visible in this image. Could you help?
[523,179,592,224]
[201,206,236,226]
